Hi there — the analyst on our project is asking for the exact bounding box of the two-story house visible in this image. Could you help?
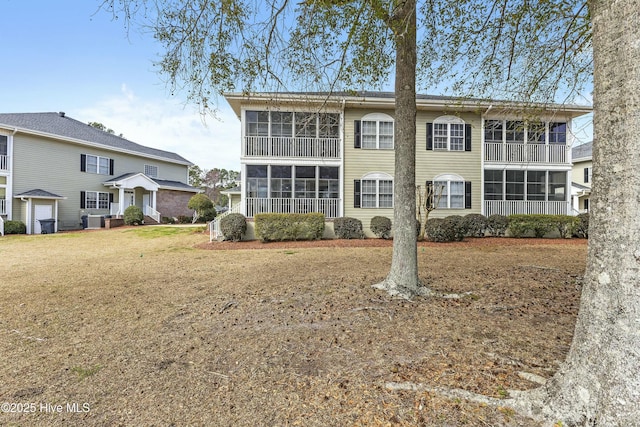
[216,92,591,238]
[571,141,593,213]
[0,112,199,235]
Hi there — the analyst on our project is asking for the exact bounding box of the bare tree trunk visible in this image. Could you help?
[521,0,640,423]
[373,0,427,299]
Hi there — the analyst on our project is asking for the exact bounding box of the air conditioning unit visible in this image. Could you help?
[87,215,103,229]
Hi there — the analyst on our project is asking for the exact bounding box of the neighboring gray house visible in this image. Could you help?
[571,141,592,213]
[0,112,199,234]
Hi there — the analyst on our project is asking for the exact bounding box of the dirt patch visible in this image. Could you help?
[0,228,587,426]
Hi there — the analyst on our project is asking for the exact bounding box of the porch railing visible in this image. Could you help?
[484,143,568,164]
[144,205,161,223]
[484,200,568,216]
[0,155,7,171]
[0,198,6,215]
[244,136,341,159]
[246,197,340,218]
[110,203,121,216]
[209,203,242,242]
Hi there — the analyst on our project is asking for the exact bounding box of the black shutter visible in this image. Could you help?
[465,124,472,151]
[426,123,433,150]
[584,167,589,183]
[109,159,115,175]
[80,154,86,172]
[80,191,86,209]
[354,120,361,149]
[354,180,361,208]
[465,181,472,209]
[425,181,433,209]
[109,193,114,204]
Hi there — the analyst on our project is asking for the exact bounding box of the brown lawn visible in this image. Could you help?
[0,226,587,426]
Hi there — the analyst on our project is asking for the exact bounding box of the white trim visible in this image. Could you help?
[361,171,393,181]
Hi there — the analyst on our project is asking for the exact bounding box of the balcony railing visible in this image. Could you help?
[245,197,340,218]
[0,198,6,215]
[484,200,568,216]
[244,136,341,159]
[485,143,568,164]
[0,155,7,171]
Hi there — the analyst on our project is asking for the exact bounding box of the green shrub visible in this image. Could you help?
[255,213,325,242]
[462,213,487,237]
[425,216,465,242]
[188,194,215,223]
[370,216,392,239]
[508,214,556,238]
[220,213,247,242]
[553,215,579,238]
[486,214,509,236]
[124,205,144,225]
[161,216,176,224]
[198,207,217,223]
[574,213,589,238]
[333,217,364,239]
[4,220,26,234]
[176,215,192,224]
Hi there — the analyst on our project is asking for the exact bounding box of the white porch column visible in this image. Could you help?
[54,200,59,232]
[25,198,32,235]
[118,187,125,215]
[152,190,157,210]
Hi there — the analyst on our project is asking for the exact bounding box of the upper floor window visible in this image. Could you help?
[428,117,471,151]
[354,113,394,150]
[354,172,393,208]
[245,110,340,139]
[549,122,567,145]
[81,154,113,175]
[0,135,7,155]
[144,164,159,178]
[483,120,567,145]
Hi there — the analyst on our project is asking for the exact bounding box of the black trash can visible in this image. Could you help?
[81,215,88,229]
[38,218,56,234]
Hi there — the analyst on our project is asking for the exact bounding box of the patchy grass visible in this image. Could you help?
[0,228,586,426]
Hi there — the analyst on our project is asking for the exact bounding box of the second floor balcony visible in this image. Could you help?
[244,136,341,159]
[485,143,568,164]
[0,155,7,171]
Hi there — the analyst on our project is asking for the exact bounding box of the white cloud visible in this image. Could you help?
[72,85,241,171]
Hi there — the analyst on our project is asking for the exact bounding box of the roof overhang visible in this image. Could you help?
[103,173,159,191]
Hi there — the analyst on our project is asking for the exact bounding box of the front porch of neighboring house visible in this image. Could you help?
[103,173,162,224]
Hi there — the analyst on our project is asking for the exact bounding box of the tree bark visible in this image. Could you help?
[373,0,426,299]
[522,0,640,424]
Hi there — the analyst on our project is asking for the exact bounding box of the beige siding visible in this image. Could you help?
[343,108,483,236]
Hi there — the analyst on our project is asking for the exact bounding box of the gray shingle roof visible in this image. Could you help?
[0,112,192,164]
[572,141,592,160]
[15,189,65,199]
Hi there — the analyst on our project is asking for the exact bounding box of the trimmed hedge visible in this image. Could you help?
[425,216,465,242]
[124,205,144,225]
[574,213,589,238]
[486,214,509,237]
[255,213,325,242]
[462,213,487,237]
[370,216,392,239]
[4,220,27,235]
[333,217,364,239]
[508,214,578,238]
[220,213,247,241]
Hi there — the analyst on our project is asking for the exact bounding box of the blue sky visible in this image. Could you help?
[1,0,241,171]
[1,1,592,173]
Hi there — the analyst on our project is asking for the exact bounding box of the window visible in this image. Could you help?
[484,120,503,143]
[506,170,525,200]
[549,122,567,145]
[319,166,339,198]
[83,191,111,209]
[82,154,112,175]
[270,165,292,198]
[527,171,546,201]
[506,121,525,143]
[246,111,270,136]
[319,113,340,138]
[295,112,317,138]
[356,113,394,149]
[484,170,503,200]
[246,165,268,198]
[433,174,466,208]
[548,171,566,201]
[431,116,466,151]
[144,164,158,178]
[271,112,293,137]
[295,166,316,198]
[0,135,7,156]
[355,173,393,208]
[527,122,546,144]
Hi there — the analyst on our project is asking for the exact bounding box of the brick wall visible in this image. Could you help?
[156,190,195,219]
